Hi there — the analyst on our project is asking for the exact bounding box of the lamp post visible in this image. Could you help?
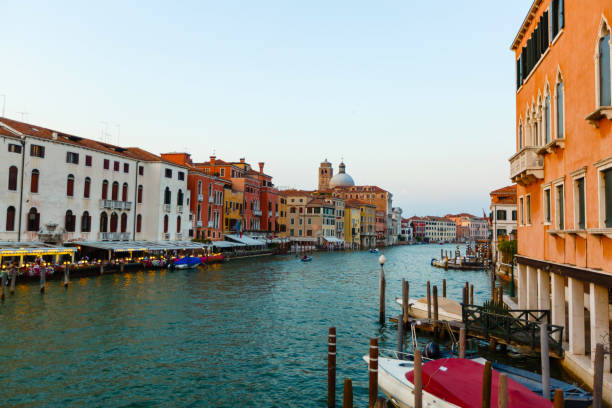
[379,254,386,324]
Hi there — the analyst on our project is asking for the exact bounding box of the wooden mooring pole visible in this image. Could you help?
[397,314,404,357]
[459,327,466,359]
[540,322,550,401]
[328,327,336,408]
[442,279,446,298]
[414,348,423,408]
[470,285,474,305]
[553,389,564,408]
[426,281,431,319]
[433,285,439,337]
[497,373,508,408]
[369,338,378,408]
[64,264,70,288]
[593,343,604,408]
[1,272,6,300]
[482,360,492,408]
[9,267,16,294]
[402,279,409,326]
[40,269,46,293]
[342,378,353,408]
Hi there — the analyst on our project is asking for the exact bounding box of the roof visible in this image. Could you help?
[490,184,517,195]
[511,0,543,51]
[281,189,313,197]
[70,240,207,252]
[307,198,334,207]
[224,234,266,246]
[334,185,388,193]
[0,241,77,257]
[344,199,375,208]
[126,147,189,168]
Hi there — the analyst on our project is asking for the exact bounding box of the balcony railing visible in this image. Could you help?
[100,199,133,211]
[207,221,214,228]
[198,194,204,202]
[163,204,171,213]
[162,233,170,240]
[196,220,203,227]
[177,206,183,214]
[253,210,262,216]
[208,196,214,203]
[176,233,183,240]
[509,147,544,186]
[99,232,130,241]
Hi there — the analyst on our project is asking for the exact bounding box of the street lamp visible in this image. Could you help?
[379,254,386,265]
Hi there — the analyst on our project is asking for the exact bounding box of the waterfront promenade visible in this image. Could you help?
[0,244,558,407]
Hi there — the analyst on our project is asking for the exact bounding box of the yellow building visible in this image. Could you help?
[348,200,376,248]
[276,194,288,237]
[223,187,244,234]
[344,202,361,248]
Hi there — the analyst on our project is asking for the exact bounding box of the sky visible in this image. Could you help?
[0,0,533,216]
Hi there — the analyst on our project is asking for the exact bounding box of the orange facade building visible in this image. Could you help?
[510,0,612,395]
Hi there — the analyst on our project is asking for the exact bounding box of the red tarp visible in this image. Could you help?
[405,358,553,408]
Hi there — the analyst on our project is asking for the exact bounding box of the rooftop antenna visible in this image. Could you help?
[16,111,28,121]
[100,121,109,143]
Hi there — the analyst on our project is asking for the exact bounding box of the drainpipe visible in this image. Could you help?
[17,136,26,242]
[132,160,140,241]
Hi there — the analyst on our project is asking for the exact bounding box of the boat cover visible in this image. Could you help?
[174,256,201,266]
[405,358,552,408]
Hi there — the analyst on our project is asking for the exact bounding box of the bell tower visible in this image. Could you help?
[318,159,333,191]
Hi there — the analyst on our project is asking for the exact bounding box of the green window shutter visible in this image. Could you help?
[605,169,612,228]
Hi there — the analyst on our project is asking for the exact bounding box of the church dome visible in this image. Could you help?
[329,162,355,188]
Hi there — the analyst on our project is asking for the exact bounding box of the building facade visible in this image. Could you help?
[509,0,612,395]
[490,185,518,262]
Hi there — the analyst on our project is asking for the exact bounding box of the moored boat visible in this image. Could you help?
[395,297,463,321]
[172,256,201,270]
[364,354,552,408]
[300,256,312,262]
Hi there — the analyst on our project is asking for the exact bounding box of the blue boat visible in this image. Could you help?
[300,256,312,262]
[172,256,201,270]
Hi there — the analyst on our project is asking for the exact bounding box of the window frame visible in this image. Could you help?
[555,74,565,140]
[554,181,565,230]
[30,144,45,158]
[525,194,532,225]
[543,185,552,225]
[595,19,611,109]
[594,157,612,228]
[571,168,587,230]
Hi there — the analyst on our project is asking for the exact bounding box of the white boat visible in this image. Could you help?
[362,354,456,408]
[395,297,463,322]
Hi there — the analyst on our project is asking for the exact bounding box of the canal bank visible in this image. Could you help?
[0,244,566,407]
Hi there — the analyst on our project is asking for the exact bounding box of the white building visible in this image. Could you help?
[424,216,457,243]
[0,118,190,243]
[400,219,413,242]
[469,217,490,241]
[489,185,517,262]
[390,207,402,244]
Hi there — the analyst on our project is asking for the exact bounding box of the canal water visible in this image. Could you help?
[0,244,559,407]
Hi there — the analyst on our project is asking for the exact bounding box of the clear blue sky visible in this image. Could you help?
[1,0,532,216]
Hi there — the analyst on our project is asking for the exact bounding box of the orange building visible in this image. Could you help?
[509,0,612,395]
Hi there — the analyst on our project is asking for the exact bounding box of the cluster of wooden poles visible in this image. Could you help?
[0,264,71,299]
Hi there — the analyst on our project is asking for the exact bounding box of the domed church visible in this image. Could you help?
[318,160,355,191]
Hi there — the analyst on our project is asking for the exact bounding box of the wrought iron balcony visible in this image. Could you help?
[509,147,544,186]
[253,210,262,216]
[196,220,203,227]
[198,194,204,202]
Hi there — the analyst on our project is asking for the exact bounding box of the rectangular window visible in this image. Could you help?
[496,210,506,221]
[85,155,92,166]
[165,168,172,178]
[66,152,79,164]
[526,195,531,225]
[124,163,129,173]
[556,184,565,230]
[544,188,551,224]
[220,169,225,177]
[8,144,21,154]
[139,166,144,176]
[104,159,110,170]
[575,177,586,229]
[113,161,120,171]
[603,168,612,228]
[30,144,45,158]
[178,171,185,181]
[600,33,611,107]
[519,197,524,225]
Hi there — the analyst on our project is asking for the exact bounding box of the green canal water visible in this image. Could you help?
[0,244,561,407]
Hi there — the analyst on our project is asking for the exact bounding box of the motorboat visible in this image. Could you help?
[363,353,552,408]
[395,297,463,322]
[300,256,312,262]
[172,256,201,270]
[369,248,379,253]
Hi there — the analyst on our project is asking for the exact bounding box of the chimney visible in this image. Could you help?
[210,155,216,166]
[258,162,264,173]
[240,158,245,164]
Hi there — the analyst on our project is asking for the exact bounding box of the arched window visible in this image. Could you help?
[599,27,611,107]
[137,185,143,203]
[110,212,118,233]
[6,206,15,231]
[208,183,212,196]
[136,214,142,233]
[102,180,109,200]
[164,187,171,205]
[122,183,128,202]
[178,189,184,206]
[99,212,108,233]
[164,214,169,233]
[27,208,39,231]
[31,169,39,193]
[120,213,128,233]
[84,177,91,198]
[81,211,91,232]
[518,120,523,149]
[111,181,119,201]
[544,93,551,144]
[8,166,17,191]
[197,180,202,194]
[65,210,75,232]
[177,216,181,233]
[556,81,564,139]
[67,174,75,197]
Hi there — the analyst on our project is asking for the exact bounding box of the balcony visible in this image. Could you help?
[176,233,183,240]
[509,147,544,186]
[198,194,204,202]
[100,199,133,211]
[207,221,214,228]
[585,106,612,128]
[99,232,130,241]
[163,204,171,213]
[196,220,203,227]
[162,233,170,240]
[208,196,214,203]
[268,211,272,218]
[177,206,183,214]
[253,210,262,216]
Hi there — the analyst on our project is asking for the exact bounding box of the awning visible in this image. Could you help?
[0,241,77,257]
[289,237,317,243]
[69,240,209,253]
[224,234,267,246]
[212,241,245,248]
[323,237,345,244]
